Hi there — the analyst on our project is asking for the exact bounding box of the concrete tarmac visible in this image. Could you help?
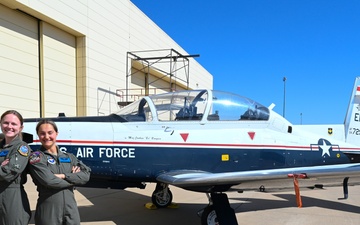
[24,178,360,225]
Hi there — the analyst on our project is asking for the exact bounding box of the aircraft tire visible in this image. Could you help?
[201,205,219,225]
[151,188,173,208]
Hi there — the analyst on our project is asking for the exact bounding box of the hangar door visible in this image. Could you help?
[41,23,77,117]
[0,4,39,117]
[0,5,77,118]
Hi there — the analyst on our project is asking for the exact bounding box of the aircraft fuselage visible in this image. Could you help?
[23,117,359,190]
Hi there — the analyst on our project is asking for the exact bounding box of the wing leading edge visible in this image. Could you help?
[156,163,360,191]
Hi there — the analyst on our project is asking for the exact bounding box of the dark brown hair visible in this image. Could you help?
[36,119,58,134]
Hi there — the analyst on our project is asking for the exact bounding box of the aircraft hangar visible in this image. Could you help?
[0,0,213,118]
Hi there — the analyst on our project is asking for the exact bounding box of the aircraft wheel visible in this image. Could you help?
[259,185,265,192]
[151,188,173,208]
[201,205,219,225]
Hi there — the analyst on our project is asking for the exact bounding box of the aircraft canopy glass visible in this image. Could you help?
[115,90,269,122]
[210,90,270,121]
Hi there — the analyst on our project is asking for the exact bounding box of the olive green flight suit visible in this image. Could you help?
[29,146,91,225]
[0,136,31,225]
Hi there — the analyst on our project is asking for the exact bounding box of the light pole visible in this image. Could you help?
[283,77,286,118]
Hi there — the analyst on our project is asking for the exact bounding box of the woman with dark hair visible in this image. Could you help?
[0,110,31,225]
[29,119,91,225]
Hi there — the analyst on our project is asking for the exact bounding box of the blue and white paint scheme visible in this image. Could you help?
[22,77,360,225]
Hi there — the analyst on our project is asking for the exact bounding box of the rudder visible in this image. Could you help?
[344,77,360,145]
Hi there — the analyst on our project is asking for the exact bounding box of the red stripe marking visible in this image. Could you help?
[31,139,360,151]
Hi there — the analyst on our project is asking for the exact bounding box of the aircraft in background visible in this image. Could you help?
[22,77,360,225]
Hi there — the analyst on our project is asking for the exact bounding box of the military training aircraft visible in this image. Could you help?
[22,77,360,225]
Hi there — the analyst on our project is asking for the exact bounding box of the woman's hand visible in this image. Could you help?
[71,166,80,173]
[1,159,9,167]
[54,173,65,179]
[54,166,80,179]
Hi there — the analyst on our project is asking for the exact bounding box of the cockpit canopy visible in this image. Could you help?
[116,90,270,122]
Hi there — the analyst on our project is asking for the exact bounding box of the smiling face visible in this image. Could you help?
[37,123,58,152]
[1,113,23,144]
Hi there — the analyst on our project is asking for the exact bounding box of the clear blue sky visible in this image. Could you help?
[131,0,360,125]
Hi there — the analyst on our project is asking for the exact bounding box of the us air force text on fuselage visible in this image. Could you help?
[59,146,136,158]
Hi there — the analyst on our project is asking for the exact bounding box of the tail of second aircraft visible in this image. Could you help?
[344,77,360,146]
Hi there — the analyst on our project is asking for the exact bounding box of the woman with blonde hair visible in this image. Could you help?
[0,110,31,225]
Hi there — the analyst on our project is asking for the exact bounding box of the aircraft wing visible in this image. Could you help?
[156,163,360,189]
[344,151,360,154]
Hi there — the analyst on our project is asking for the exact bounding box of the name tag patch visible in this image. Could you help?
[0,150,9,157]
[59,157,71,163]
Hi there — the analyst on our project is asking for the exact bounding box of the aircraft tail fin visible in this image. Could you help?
[344,77,360,145]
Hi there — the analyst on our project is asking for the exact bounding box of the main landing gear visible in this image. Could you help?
[151,183,173,208]
[338,177,350,200]
[150,184,238,224]
[200,193,238,225]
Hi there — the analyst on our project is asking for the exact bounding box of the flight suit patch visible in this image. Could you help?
[29,152,41,164]
[47,156,56,164]
[18,145,29,156]
[0,150,9,157]
[59,157,71,163]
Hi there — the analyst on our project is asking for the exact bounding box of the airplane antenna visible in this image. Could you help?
[283,77,287,118]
